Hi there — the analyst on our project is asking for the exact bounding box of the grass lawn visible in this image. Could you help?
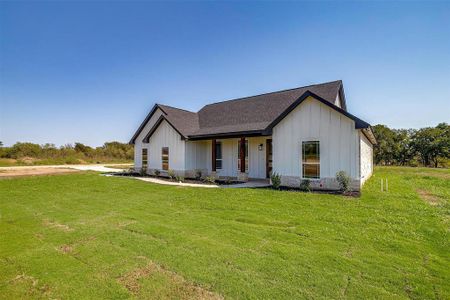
[0,167,449,299]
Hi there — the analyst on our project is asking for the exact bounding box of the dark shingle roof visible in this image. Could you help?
[130,80,371,143]
[195,80,342,136]
[157,105,199,137]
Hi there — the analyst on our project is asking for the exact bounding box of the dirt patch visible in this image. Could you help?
[57,244,73,254]
[0,167,79,178]
[10,273,52,297]
[118,260,223,299]
[43,219,74,232]
[417,189,441,206]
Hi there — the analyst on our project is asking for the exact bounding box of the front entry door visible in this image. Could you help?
[266,139,272,178]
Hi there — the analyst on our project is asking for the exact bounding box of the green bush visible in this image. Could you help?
[300,179,311,192]
[204,176,216,184]
[194,169,202,180]
[154,169,161,177]
[168,169,176,180]
[175,175,184,182]
[336,171,351,192]
[270,172,281,189]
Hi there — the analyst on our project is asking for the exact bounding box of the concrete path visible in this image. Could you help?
[135,177,219,188]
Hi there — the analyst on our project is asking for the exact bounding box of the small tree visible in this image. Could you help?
[270,172,281,189]
[336,171,351,192]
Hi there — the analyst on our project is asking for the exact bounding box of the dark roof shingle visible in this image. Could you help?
[130,80,371,143]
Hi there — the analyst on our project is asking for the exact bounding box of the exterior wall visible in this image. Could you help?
[134,109,164,169]
[189,137,269,179]
[147,120,185,173]
[360,131,374,185]
[272,96,361,190]
[184,140,208,177]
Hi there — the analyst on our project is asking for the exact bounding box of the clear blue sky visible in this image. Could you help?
[1,1,449,146]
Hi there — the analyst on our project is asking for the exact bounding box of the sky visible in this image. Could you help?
[1,1,449,147]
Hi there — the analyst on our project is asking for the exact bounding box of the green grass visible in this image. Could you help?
[0,167,449,299]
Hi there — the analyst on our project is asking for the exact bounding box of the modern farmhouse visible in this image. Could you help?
[130,80,376,190]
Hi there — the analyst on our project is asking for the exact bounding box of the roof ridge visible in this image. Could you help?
[200,80,342,109]
[157,103,196,114]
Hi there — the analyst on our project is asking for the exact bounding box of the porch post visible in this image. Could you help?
[211,139,216,172]
[240,137,246,173]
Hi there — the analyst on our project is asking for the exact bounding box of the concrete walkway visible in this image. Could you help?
[0,164,128,173]
[135,177,219,188]
[132,176,270,189]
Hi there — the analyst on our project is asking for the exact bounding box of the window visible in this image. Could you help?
[302,141,320,179]
[215,141,222,170]
[238,140,248,172]
[162,147,169,170]
[142,148,148,169]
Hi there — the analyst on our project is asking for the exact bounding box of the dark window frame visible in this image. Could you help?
[238,140,249,172]
[302,141,320,179]
[162,147,169,170]
[142,148,148,169]
[215,141,223,170]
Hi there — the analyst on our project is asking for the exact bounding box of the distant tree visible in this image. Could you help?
[7,142,42,159]
[372,125,397,165]
[0,141,3,147]
[393,129,416,166]
[74,142,93,155]
[411,123,449,167]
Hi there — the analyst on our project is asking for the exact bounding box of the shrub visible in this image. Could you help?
[139,167,147,176]
[168,169,176,180]
[204,176,216,184]
[300,179,311,192]
[270,172,281,189]
[154,169,161,177]
[336,171,351,192]
[175,175,184,182]
[194,169,202,180]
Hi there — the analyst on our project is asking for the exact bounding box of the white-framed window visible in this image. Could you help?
[238,140,248,172]
[215,141,222,170]
[302,141,320,179]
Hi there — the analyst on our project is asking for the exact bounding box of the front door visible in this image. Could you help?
[266,139,272,178]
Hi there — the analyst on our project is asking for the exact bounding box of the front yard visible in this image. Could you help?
[0,167,448,299]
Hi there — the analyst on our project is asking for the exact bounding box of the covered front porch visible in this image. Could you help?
[186,136,273,181]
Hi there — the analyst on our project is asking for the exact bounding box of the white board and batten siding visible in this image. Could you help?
[272,96,360,189]
[147,120,185,171]
[134,108,164,169]
[134,108,186,172]
[360,131,374,184]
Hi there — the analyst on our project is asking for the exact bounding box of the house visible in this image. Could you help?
[130,80,376,190]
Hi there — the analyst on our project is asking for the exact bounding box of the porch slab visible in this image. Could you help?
[221,180,271,189]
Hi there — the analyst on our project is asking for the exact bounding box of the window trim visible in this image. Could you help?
[162,147,169,171]
[302,141,320,179]
[238,139,249,173]
[142,148,148,169]
[215,141,223,170]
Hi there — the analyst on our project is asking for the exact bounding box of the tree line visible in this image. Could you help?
[372,123,449,168]
[0,141,133,165]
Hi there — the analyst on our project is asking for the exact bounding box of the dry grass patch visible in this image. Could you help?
[43,219,73,232]
[118,260,223,299]
[417,189,442,206]
[0,167,79,178]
